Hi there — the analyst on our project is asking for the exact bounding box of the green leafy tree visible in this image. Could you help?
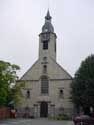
[0,60,20,106]
[71,55,94,114]
[9,81,25,106]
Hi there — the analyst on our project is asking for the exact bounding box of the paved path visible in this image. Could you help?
[0,118,74,125]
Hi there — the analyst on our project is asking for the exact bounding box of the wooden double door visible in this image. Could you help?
[40,101,48,117]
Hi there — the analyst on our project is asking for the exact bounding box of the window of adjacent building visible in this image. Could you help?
[43,65,47,73]
[59,89,64,98]
[26,90,30,98]
[43,41,48,50]
[41,76,49,94]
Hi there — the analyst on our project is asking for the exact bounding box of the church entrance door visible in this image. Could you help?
[40,101,48,117]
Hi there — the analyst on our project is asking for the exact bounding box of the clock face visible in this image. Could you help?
[42,33,49,41]
[44,29,48,32]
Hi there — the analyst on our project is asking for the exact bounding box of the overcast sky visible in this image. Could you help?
[0,0,94,77]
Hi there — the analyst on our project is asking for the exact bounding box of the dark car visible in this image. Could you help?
[73,115,94,125]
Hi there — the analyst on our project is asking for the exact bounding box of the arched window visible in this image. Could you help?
[43,65,47,73]
[43,57,47,62]
[59,89,64,98]
[26,90,30,98]
[41,76,49,94]
[43,41,48,50]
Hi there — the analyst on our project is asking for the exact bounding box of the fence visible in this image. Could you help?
[0,107,10,119]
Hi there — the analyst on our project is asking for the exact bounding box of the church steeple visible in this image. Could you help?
[42,10,54,33]
[39,10,57,61]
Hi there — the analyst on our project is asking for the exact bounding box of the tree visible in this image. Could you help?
[71,55,94,114]
[9,81,25,106]
[0,60,20,106]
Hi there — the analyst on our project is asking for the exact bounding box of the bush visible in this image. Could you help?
[54,114,70,120]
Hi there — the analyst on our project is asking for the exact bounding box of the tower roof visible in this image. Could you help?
[45,10,52,20]
[42,10,54,33]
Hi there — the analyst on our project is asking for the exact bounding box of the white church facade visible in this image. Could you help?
[17,11,74,118]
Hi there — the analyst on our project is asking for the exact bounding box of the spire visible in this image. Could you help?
[42,10,54,33]
[45,10,52,20]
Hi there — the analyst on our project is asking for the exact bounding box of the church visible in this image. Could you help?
[17,11,73,118]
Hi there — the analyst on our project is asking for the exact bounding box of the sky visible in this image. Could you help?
[0,0,94,77]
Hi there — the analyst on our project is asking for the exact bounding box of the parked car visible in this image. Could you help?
[73,115,94,125]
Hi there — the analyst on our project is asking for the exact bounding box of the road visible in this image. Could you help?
[0,118,74,125]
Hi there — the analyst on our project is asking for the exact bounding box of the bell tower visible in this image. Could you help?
[39,10,57,61]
